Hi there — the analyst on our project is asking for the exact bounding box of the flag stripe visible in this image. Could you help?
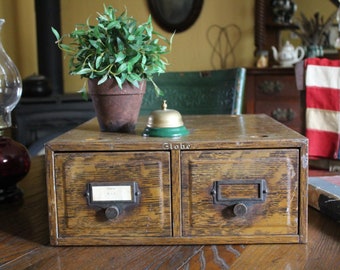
[306,108,340,133]
[306,65,340,89]
[306,87,340,111]
[306,129,340,159]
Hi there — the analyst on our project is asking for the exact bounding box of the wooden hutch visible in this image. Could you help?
[245,0,338,134]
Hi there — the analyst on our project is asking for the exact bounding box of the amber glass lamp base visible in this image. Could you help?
[0,136,31,203]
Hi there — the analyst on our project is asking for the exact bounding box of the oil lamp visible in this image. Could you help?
[0,18,30,203]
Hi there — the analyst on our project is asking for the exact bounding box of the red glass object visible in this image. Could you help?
[0,136,30,203]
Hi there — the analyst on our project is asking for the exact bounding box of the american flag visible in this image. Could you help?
[305,57,340,159]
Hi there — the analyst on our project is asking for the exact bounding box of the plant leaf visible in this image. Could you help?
[97,74,108,84]
[51,27,60,40]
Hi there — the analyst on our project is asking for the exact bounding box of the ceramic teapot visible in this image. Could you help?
[272,41,304,67]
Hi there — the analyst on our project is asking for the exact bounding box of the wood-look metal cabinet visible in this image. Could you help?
[46,115,308,246]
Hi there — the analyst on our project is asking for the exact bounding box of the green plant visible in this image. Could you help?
[52,5,173,95]
[293,12,336,46]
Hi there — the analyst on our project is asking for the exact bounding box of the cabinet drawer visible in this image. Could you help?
[181,149,299,237]
[52,152,172,238]
[255,75,298,98]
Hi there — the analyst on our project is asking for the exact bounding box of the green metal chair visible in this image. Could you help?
[140,68,246,116]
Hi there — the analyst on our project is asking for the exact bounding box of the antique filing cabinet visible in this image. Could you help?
[45,114,308,246]
[246,68,303,133]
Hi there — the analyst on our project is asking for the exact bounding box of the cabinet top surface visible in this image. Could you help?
[46,114,307,151]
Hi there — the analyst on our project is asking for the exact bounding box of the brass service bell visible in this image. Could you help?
[142,100,189,137]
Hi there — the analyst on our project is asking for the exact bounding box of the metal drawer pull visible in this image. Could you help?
[233,203,248,216]
[85,182,141,220]
[211,179,267,217]
[105,206,120,219]
[259,80,283,95]
[271,108,295,122]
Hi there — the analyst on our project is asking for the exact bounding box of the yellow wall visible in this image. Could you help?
[60,0,255,93]
[0,0,37,78]
[295,0,334,18]
[0,0,336,94]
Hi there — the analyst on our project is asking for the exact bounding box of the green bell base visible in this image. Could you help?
[142,126,189,137]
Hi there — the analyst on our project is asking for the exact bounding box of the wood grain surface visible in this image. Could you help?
[0,156,339,270]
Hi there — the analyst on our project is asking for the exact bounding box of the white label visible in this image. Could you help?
[91,185,132,201]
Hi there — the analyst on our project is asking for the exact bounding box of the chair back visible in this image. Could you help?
[140,68,246,116]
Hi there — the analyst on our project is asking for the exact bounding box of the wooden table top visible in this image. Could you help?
[1,156,339,270]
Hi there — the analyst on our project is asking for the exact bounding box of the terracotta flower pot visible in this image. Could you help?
[88,78,146,133]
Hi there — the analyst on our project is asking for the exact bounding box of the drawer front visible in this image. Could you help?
[181,149,299,237]
[255,75,298,98]
[255,100,301,131]
[53,152,171,238]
